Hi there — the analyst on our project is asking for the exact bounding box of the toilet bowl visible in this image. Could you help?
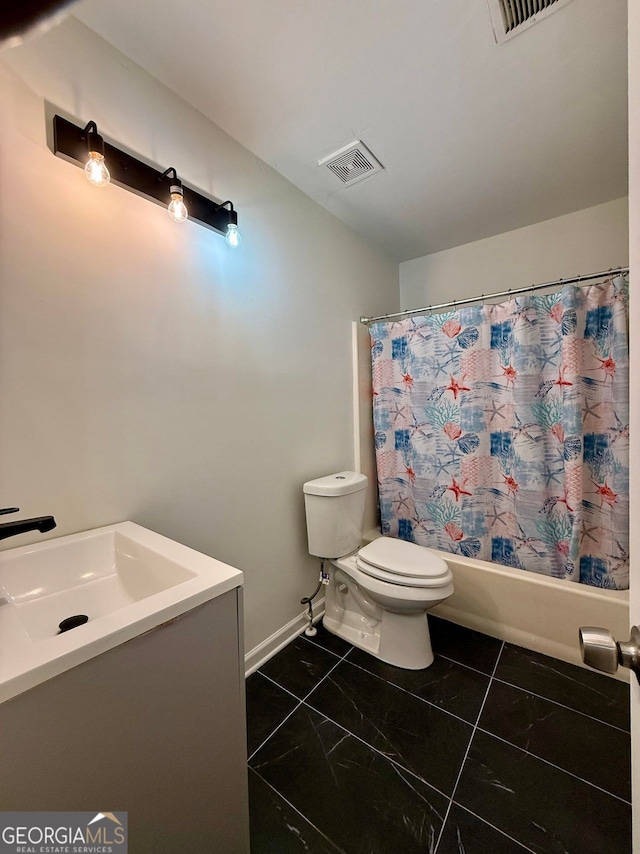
[303,471,454,670]
[324,538,453,669]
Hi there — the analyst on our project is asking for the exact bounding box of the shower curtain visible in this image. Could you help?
[371,276,629,589]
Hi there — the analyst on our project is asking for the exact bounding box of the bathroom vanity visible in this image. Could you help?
[0,523,249,853]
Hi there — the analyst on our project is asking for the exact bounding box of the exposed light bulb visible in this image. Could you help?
[225,222,241,248]
[167,189,188,223]
[84,151,110,188]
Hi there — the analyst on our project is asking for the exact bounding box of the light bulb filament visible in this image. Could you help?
[225,223,241,248]
[85,151,110,188]
[167,187,188,223]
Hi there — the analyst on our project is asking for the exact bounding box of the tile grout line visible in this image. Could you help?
[247,698,303,764]
[450,802,537,854]
[251,633,630,849]
[435,650,501,679]
[250,767,346,854]
[339,656,478,727]
[432,640,505,854]
[298,691,536,854]
[299,643,354,703]
[490,676,630,734]
[301,695,451,802]
[259,638,630,803]
[431,651,630,735]
[301,632,350,661]
[248,643,352,764]
[302,654,631,809]
[474,726,632,806]
[258,670,305,701]
[341,648,629,736]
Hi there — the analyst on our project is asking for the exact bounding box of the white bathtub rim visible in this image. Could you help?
[364,528,629,603]
[439,552,629,602]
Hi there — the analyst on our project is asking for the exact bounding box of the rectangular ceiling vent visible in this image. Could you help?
[318,141,384,187]
[487,0,573,44]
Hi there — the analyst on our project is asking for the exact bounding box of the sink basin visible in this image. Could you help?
[0,522,243,703]
[3,528,198,642]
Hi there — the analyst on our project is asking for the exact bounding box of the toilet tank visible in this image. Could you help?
[303,472,368,558]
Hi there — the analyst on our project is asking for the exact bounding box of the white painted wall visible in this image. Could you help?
[627,3,639,850]
[0,18,399,653]
[400,198,629,310]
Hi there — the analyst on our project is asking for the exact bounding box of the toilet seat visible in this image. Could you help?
[355,538,451,589]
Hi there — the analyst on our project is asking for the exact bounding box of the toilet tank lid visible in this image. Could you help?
[303,471,368,496]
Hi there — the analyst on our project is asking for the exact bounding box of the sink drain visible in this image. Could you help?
[58,615,89,634]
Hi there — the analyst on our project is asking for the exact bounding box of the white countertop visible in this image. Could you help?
[0,522,243,704]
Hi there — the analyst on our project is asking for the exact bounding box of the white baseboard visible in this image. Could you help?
[244,598,325,677]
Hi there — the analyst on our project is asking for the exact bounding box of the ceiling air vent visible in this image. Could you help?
[487,0,573,44]
[318,141,383,187]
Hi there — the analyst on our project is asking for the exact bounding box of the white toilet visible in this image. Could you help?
[303,471,454,670]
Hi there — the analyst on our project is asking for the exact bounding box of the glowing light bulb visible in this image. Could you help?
[225,222,241,248]
[168,188,188,223]
[84,151,110,188]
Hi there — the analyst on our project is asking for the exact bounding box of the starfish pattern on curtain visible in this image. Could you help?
[371,276,629,589]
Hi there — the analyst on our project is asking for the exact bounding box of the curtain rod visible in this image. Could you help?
[359,266,630,325]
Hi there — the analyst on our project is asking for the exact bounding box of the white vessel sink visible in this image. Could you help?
[0,522,243,703]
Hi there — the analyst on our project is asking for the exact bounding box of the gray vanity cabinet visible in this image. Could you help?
[0,589,250,853]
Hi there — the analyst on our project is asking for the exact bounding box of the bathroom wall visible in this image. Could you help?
[0,18,399,652]
[400,198,629,309]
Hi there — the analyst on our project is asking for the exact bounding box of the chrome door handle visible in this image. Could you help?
[579,625,640,681]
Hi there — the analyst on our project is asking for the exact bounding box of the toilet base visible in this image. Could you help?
[323,587,435,670]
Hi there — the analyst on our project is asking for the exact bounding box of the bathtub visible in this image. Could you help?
[364,531,630,681]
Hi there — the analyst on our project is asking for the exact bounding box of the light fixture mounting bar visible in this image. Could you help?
[52,115,232,235]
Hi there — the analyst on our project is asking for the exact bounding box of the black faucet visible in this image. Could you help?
[0,507,57,541]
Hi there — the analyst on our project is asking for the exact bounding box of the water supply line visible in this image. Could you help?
[301,559,327,637]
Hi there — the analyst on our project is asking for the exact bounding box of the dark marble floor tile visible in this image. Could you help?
[428,616,503,675]
[306,659,471,795]
[260,637,339,699]
[495,643,630,730]
[455,730,632,854]
[246,672,299,756]
[438,804,531,854]
[304,622,352,657]
[250,705,448,854]
[249,768,340,854]
[347,646,490,723]
[479,680,631,801]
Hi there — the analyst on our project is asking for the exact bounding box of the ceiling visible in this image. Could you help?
[73,0,628,262]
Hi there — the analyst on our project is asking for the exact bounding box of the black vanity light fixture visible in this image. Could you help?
[52,115,241,245]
